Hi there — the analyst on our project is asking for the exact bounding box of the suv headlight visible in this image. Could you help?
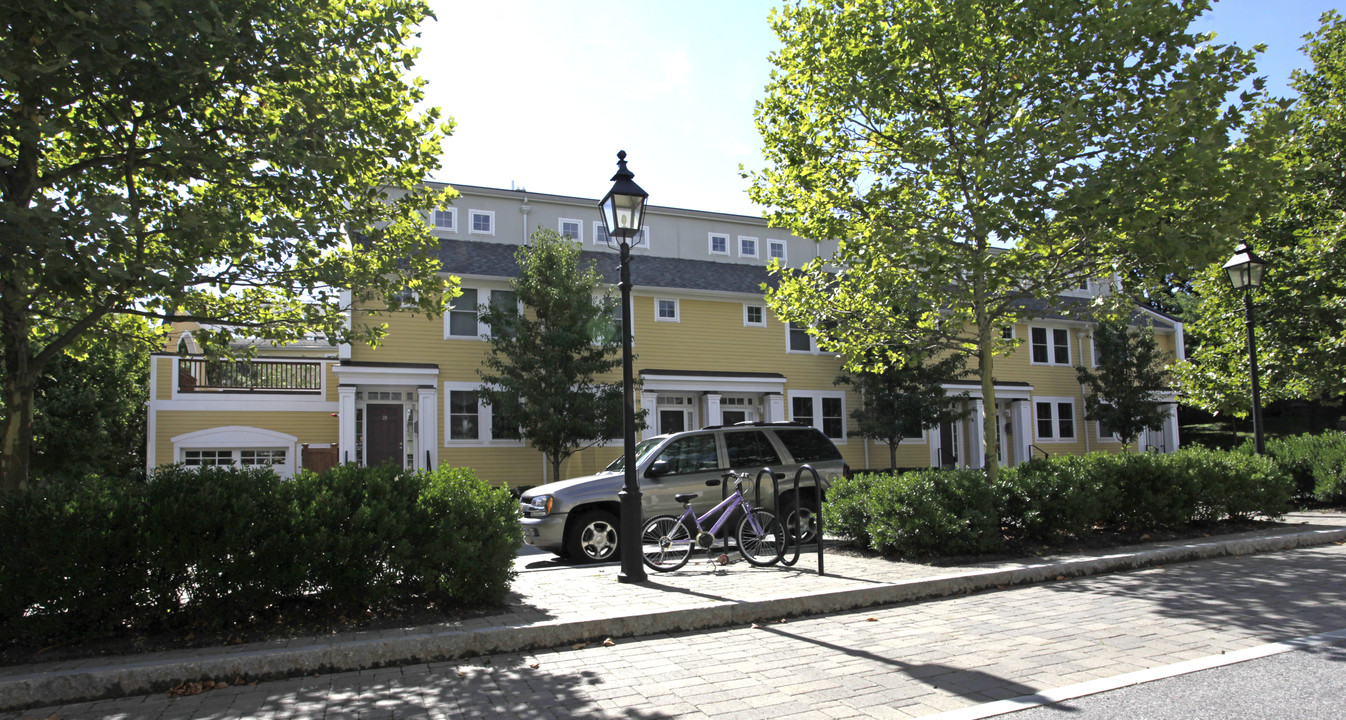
[523,495,554,517]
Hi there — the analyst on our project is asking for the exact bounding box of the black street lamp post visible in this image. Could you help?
[598,151,649,584]
[1222,241,1268,455]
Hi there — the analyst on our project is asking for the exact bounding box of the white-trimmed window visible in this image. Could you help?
[738,236,758,258]
[1097,417,1122,443]
[633,226,651,249]
[184,449,235,466]
[1034,398,1076,441]
[444,383,523,445]
[709,233,729,256]
[240,449,287,466]
[559,218,582,243]
[768,239,787,263]
[1030,326,1071,365]
[744,304,766,327]
[446,288,481,338]
[1002,325,1016,340]
[787,321,816,352]
[469,210,495,235]
[433,209,457,232]
[789,391,847,441]
[593,221,610,246]
[655,298,679,322]
[486,289,518,337]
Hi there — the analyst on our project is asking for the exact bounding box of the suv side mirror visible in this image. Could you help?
[645,460,670,479]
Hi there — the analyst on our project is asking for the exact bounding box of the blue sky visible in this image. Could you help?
[416,0,1340,217]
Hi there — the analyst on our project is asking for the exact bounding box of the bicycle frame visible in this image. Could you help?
[678,480,767,541]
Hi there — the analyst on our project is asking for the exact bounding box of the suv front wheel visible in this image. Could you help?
[566,509,619,563]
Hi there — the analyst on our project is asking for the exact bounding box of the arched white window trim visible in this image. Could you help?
[171,426,299,477]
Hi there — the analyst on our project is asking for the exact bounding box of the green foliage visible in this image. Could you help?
[1076,320,1171,446]
[1176,12,1346,412]
[1243,431,1346,503]
[0,464,521,647]
[25,316,153,481]
[477,229,641,480]
[836,349,970,471]
[995,457,1109,541]
[829,449,1292,557]
[1,0,455,491]
[828,470,1002,556]
[752,0,1275,483]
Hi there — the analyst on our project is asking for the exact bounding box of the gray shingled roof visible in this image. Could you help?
[437,239,775,295]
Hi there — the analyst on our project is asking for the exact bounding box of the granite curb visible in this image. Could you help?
[3,524,1345,712]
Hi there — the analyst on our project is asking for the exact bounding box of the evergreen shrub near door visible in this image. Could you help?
[0,464,521,648]
[825,449,1292,557]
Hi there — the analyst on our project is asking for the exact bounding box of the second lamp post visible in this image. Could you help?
[598,151,649,583]
[1221,241,1268,455]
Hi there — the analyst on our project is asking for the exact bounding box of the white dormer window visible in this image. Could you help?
[433,209,456,232]
[768,239,787,263]
[709,233,729,255]
[655,298,679,322]
[593,221,610,246]
[739,236,758,258]
[559,218,582,243]
[469,210,495,236]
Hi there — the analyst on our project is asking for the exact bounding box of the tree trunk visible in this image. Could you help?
[550,455,562,485]
[1,365,36,494]
[980,320,999,484]
[889,441,898,472]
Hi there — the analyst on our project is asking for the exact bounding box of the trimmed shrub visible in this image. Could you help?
[1250,431,1346,504]
[1166,447,1290,522]
[995,456,1109,540]
[821,473,878,547]
[861,469,1002,557]
[405,466,520,607]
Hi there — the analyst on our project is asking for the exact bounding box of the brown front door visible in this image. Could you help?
[366,404,404,468]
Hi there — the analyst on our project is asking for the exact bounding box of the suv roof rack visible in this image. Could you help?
[698,420,810,431]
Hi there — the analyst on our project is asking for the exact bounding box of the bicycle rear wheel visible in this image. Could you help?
[641,515,693,571]
[736,508,784,566]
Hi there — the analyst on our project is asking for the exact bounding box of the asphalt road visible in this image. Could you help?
[1002,638,1346,720]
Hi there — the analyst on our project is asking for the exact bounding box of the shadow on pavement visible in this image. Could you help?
[1043,543,1346,641]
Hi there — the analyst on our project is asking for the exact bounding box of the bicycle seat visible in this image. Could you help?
[674,493,698,503]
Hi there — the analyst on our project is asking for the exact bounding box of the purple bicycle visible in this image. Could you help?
[640,471,785,571]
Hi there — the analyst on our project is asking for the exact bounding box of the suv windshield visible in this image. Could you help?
[604,438,664,472]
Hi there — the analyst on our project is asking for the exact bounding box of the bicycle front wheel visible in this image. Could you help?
[736,508,784,567]
[641,515,692,571]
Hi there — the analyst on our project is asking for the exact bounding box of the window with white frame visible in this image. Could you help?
[1097,416,1121,442]
[487,289,518,337]
[632,226,650,249]
[592,221,610,246]
[767,239,787,263]
[709,233,729,255]
[1002,325,1015,340]
[469,210,494,235]
[559,218,582,242]
[184,449,235,466]
[433,209,456,232]
[738,236,758,258]
[1030,326,1071,365]
[444,383,523,444]
[240,449,287,466]
[655,298,679,322]
[447,288,480,338]
[789,391,846,440]
[448,390,480,440]
[1034,398,1076,441]
[787,321,815,352]
[744,304,766,327]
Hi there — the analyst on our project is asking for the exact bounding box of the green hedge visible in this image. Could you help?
[0,464,520,646]
[825,447,1292,557]
[1241,431,1346,504]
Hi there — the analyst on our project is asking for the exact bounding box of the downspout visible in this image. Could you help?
[519,197,530,244]
[1079,328,1091,454]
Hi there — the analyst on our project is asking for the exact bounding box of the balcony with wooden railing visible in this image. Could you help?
[177,358,324,394]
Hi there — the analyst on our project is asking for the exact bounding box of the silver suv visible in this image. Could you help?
[519,422,849,562]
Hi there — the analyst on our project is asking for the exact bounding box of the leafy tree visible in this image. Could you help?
[1076,319,1171,448]
[1176,11,1346,414]
[477,229,642,482]
[751,0,1277,481]
[0,0,455,492]
[836,350,970,471]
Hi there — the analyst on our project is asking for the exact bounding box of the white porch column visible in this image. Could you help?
[764,393,786,423]
[969,399,986,468]
[1013,400,1032,466]
[639,390,658,440]
[703,393,722,428]
[417,386,437,471]
[929,430,942,468]
[338,385,357,465]
[1165,404,1180,452]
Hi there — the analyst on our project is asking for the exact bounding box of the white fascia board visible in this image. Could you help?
[941,382,1035,400]
[641,376,787,394]
[332,364,439,387]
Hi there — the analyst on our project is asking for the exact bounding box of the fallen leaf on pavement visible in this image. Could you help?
[529,662,540,669]
[751,623,762,629]
[572,642,588,650]
[1056,575,1067,581]
[603,638,615,647]
[866,617,878,622]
